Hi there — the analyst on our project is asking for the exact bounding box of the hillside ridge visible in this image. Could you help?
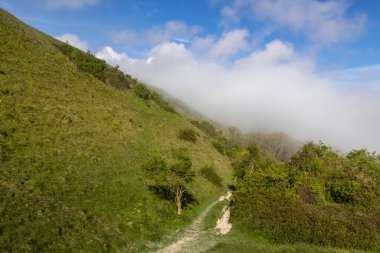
[0,8,232,252]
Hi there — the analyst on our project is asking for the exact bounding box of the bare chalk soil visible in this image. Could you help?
[151,192,232,253]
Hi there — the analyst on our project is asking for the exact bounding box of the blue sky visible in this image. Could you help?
[2,0,380,69]
[2,0,380,151]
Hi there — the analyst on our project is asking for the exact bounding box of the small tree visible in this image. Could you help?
[144,148,195,215]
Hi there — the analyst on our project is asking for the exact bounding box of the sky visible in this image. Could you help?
[2,0,380,152]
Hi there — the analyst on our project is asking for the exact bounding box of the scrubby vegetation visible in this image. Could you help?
[200,165,223,187]
[131,81,176,113]
[54,40,176,114]
[211,141,225,155]
[132,82,151,100]
[53,41,132,90]
[191,120,220,138]
[231,142,380,251]
[191,120,241,158]
[178,129,198,143]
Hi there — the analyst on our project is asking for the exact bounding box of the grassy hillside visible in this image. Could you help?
[0,9,232,252]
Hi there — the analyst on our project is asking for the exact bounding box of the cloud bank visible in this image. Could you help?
[88,1,378,152]
[96,39,380,152]
[192,29,250,59]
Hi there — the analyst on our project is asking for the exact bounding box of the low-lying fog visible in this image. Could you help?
[97,39,380,153]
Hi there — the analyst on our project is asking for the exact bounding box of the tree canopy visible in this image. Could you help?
[144,148,196,215]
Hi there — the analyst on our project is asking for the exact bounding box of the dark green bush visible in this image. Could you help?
[200,165,223,187]
[132,83,151,100]
[130,82,176,112]
[232,142,380,251]
[74,51,106,81]
[54,42,106,81]
[178,129,198,143]
[212,141,224,155]
[233,188,380,251]
[103,67,131,90]
[191,120,218,138]
[54,41,131,90]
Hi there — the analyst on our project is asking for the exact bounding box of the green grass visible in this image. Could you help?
[203,201,226,230]
[206,226,372,253]
[0,8,232,252]
[1,8,376,253]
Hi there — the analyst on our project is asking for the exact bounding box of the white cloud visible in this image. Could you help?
[191,29,249,59]
[236,40,295,66]
[96,41,380,152]
[210,29,249,58]
[45,0,99,10]
[191,35,215,52]
[221,5,240,23]
[110,21,201,46]
[221,0,366,44]
[55,33,88,51]
[95,46,129,67]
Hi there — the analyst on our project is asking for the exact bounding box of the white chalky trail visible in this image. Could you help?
[152,191,232,253]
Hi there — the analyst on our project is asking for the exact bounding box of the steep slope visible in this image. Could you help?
[0,9,232,252]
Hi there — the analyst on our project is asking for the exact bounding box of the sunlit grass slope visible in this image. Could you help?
[206,227,372,253]
[0,9,232,252]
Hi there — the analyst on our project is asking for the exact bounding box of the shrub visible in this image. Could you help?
[233,188,380,251]
[232,142,380,251]
[143,149,196,215]
[178,129,197,143]
[54,42,106,81]
[54,41,132,90]
[200,165,223,187]
[212,141,224,155]
[132,83,151,100]
[103,67,130,90]
[74,51,106,81]
[191,120,218,138]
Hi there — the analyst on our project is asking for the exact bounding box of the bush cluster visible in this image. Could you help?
[178,129,198,143]
[132,83,151,100]
[212,141,224,155]
[191,120,241,158]
[191,120,218,138]
[232,142,380,251]
[54,42,131,90]
[130,82,176,113]
[200,165,223,187]
[233,188,380,250]
[54,41,176,113]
